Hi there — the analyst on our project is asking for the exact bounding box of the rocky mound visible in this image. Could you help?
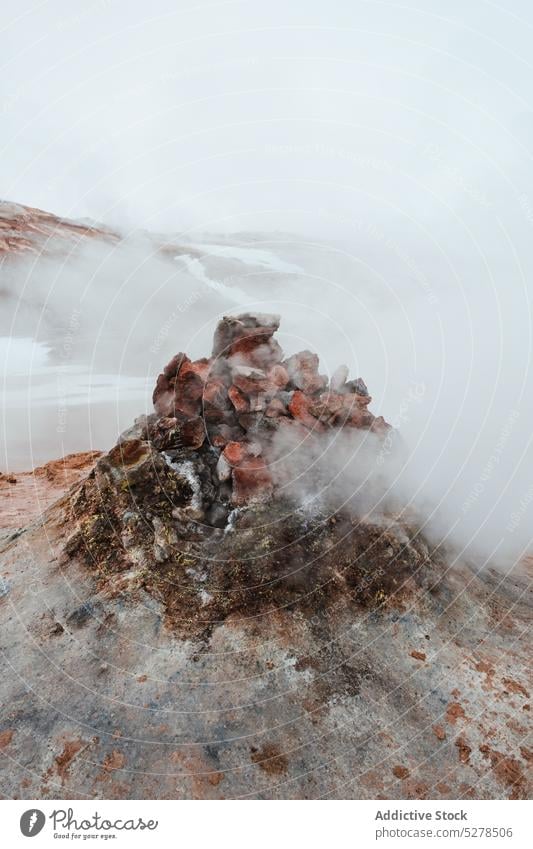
[64,314,408,636]
[152,312,389,510]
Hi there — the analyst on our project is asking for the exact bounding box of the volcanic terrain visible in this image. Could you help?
[0,313,531,799]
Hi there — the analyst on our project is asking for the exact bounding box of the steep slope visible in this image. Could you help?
[0,201,115,258]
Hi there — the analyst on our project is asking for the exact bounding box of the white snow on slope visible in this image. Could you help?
[176,254,250,306]
[195,243,304,275]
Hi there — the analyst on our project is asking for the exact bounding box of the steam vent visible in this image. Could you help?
[1,312,530,800]
[65,312,408,636]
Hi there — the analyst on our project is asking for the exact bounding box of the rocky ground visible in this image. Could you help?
[0,452,101,532]
[0,314,531,799]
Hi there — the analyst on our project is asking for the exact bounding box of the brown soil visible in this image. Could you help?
[0,451,101,530]
[455,736,472,764]
[392,765,410,779]
[446,702,467,724]
[250,744,289,775]
[410,650,427,661]
[67,444,440,640]
[479,745,529,800]
[55,738,88,783]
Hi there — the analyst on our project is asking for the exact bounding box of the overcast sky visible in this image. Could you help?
[2,1,533,565]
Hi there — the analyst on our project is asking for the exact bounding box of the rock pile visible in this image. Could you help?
[65,313,429,641]
[66,321,416,638]
[150,313,389,512]
[0,200,114,257]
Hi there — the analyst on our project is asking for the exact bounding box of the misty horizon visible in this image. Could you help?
[2,2,533,567]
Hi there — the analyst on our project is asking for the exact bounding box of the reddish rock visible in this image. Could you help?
[212,434,228,448]
[289,391,324,431]
[181,417,206,449]
[164,352,189,379]
[151,416,181,449]
[157,416,178,432]
[174,397,201,419]
[342,393,371,414]
[152,373,174,416]
[151,313,390,506]
[334,397,376,429]
[370,415,391,434]
[153,353,192,415]
[265,398,288,418]
[347,377,370,396]
[228,385,250,414]
[356,411,376,429]
[202,406,225,425]
[208,423,244,448]
[178,359,210,391]
[307,391,373,427]
[212,313,280,360]
[223,441,246,467]
[267,364,289,389]
[308,392,344,422]
[232,457,273,505]
[174,359,210,417]
[232,369,272,397]
[203,378,229,409]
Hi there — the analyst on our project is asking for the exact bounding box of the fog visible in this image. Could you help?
[1,1,533,568]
